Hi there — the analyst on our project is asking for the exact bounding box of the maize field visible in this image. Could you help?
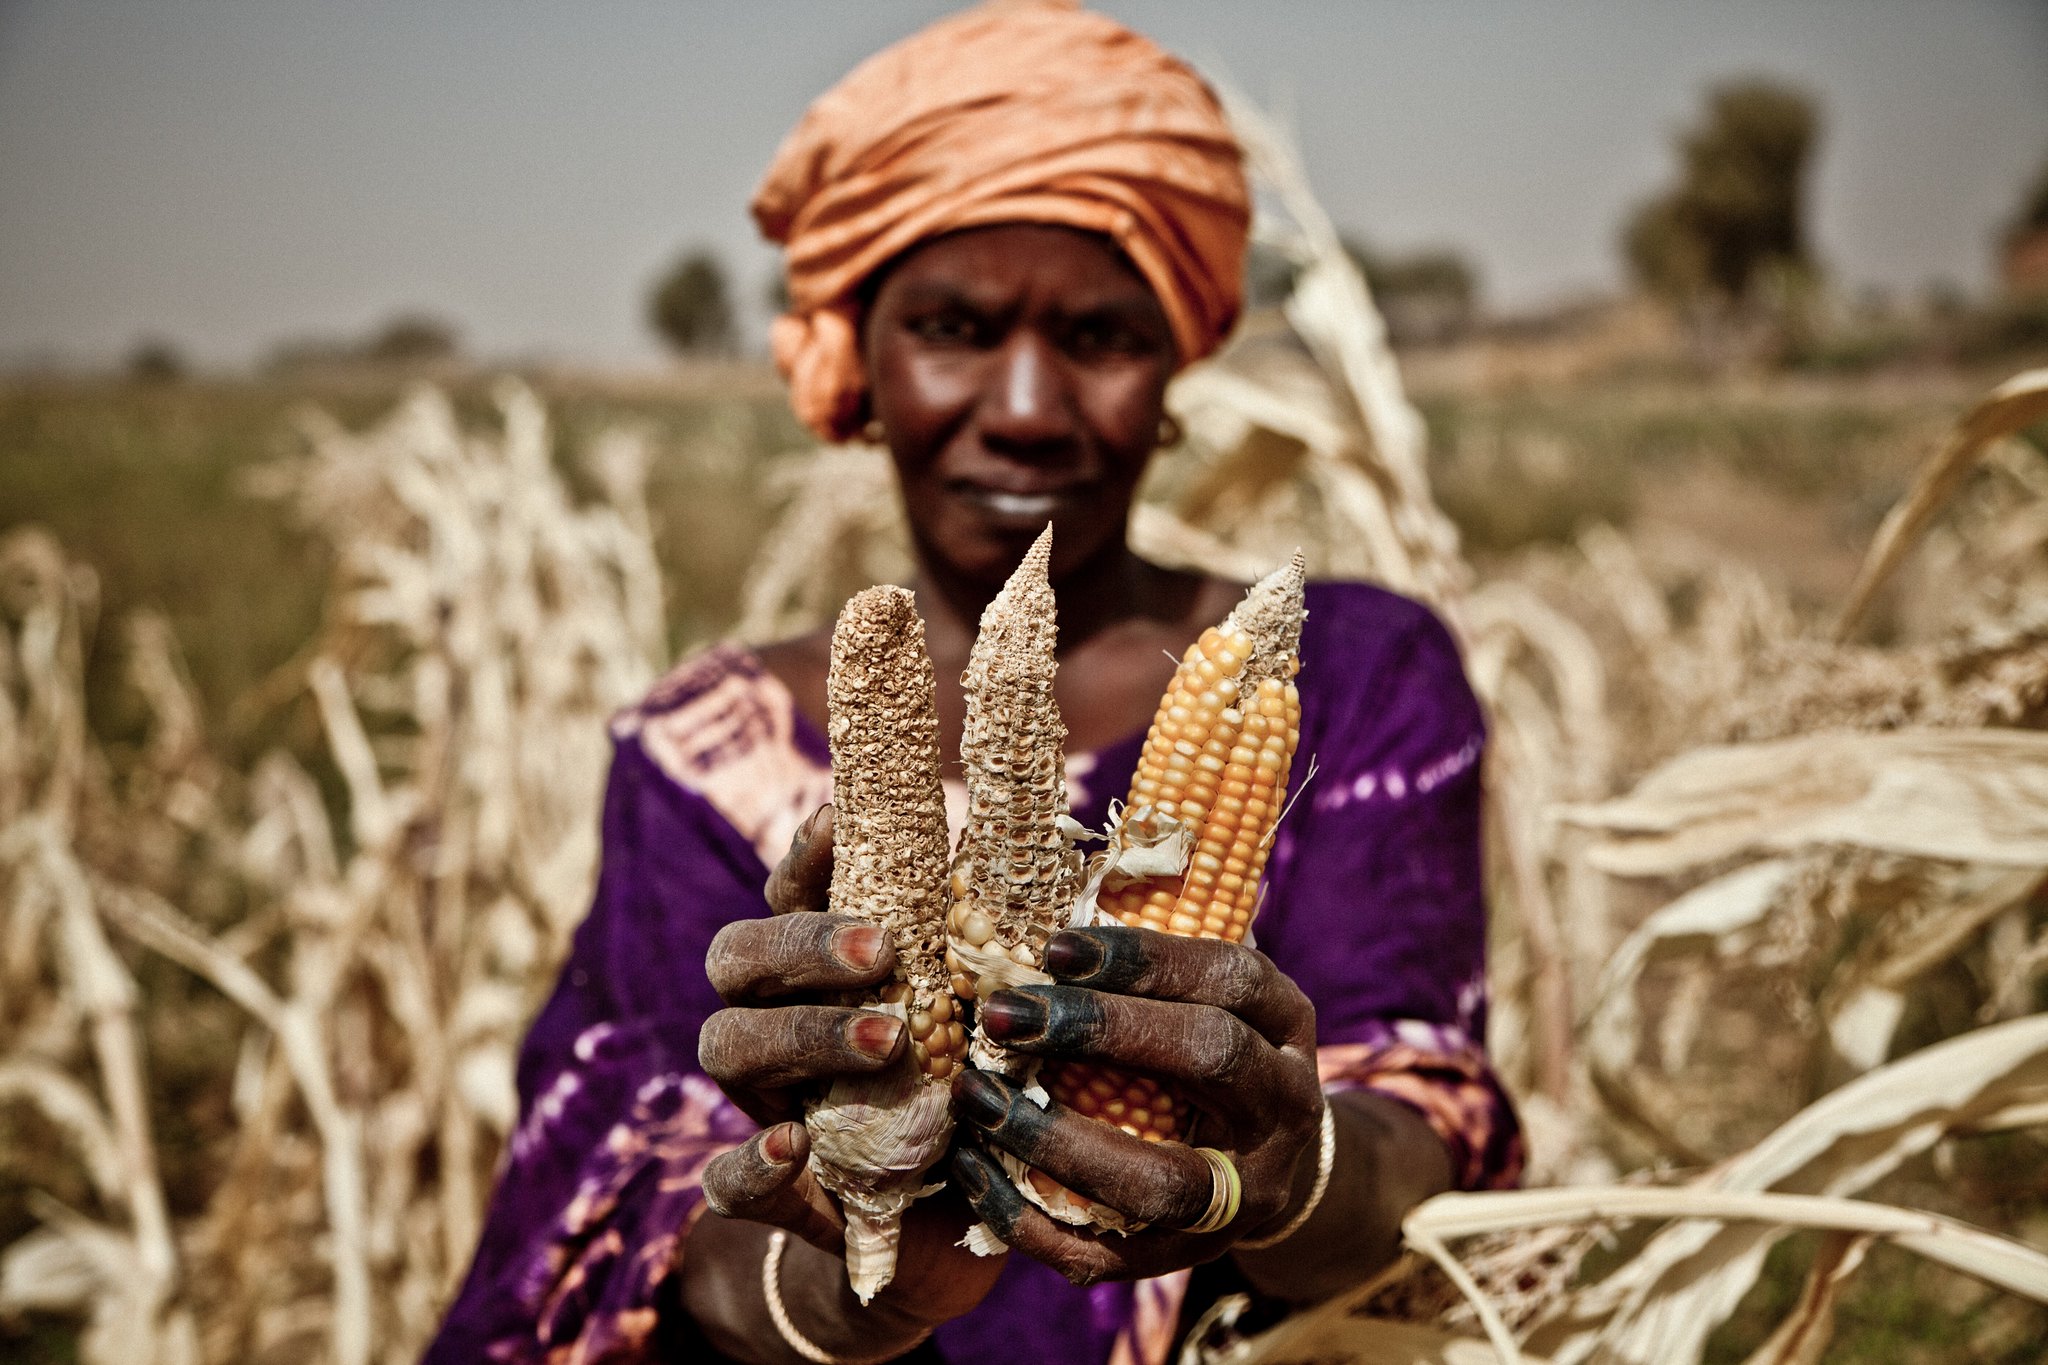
[3,102,2047,1364]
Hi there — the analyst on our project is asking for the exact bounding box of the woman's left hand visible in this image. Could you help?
[948,923,1324,1285]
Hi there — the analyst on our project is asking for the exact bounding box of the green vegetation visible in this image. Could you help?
[1418,373,1965,588]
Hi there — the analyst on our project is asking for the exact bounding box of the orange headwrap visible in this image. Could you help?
[751,0,1250,442]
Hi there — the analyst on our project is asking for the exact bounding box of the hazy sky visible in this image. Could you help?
[2,1,2044,369]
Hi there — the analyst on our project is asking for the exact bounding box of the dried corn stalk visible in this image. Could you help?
[1833,367,2048,641]
[807,585,957,1302]
[4,389,672,1364]
[945,527,1084,1076]
[1023,554,1308,1231]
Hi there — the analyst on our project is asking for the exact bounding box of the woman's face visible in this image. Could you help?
[861,223,1177,587]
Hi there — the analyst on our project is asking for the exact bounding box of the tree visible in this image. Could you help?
[648,248,737,356]
[1998,150,2048,297]
[125,337,186,383]
[1624,79,1820,306]
[2007,152,2048,240]
[263,312,461,376]
[1343,237,1480,345]
[363,313,460,365]
[1241,237,1479,344]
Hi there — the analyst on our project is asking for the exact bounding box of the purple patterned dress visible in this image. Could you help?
[426,581,1523,1364]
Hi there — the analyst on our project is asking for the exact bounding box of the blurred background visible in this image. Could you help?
[3,4,2047,1363]
[5,0,2047,726]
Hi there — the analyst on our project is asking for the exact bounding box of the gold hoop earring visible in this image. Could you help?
[1157,414,1184,449]
[861,418,886,446]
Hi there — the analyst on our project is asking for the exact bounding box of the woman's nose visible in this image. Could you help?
[980,333,1073,450]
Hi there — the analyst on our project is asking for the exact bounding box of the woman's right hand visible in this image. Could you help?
[695,803,1005,1340]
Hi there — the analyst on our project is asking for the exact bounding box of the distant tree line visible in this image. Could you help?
[115,114,2048,385]
[265,313,462,376]
[1245,237,1481,347]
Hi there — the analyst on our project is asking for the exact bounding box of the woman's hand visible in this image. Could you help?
[692,804,1004,1354]
[699,804,905,1133]
[947,923,1325,1285]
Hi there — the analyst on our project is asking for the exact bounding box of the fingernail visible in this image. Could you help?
[833,924,884,970]
[981,990,1047,1044]
[848,1013,904,1059]
[1043,931,1102,980]
[954,1069,1010,1128]
[762,1121,798,1165]
[952,1147,1024,1236]
[950,1146,993,1200]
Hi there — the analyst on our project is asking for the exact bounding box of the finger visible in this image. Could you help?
[953,1070,1214,1229]
[950,1146,1183,1287]
[765,804,834,916]
[979,986,1314,1122]
[1042,927,1314,1048]
[702,1122,846,1255]
[699,1005,905,1094]
[706,912,894,1004]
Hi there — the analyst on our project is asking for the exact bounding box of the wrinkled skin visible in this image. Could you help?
[699,801,1326,1301]
[948,923,1322,1284]
[691,806,1003,1353]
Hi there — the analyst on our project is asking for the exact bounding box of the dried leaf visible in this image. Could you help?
[1836,367,2048,639]
[1563,728,2048,875]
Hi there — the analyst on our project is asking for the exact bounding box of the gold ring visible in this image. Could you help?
[1183,1147,1242,1234]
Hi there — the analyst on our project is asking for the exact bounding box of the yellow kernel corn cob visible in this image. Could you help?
[1036,555,1305,1213]
[806,584,957,1301]
[1096,554,1306,947]
[945,527,1083,1074]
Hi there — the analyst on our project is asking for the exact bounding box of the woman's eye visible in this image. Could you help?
[1068,318,1150,357]
[910,313,978,344]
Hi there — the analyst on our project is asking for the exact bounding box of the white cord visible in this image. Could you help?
[1236,1098,1337,1251]
[762,1229,932,1365]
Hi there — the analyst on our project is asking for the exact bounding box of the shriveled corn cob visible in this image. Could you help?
[1027,554,1306,1225]
[945,527,1083,1075]
[805,585,958,1301]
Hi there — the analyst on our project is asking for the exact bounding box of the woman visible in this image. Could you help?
[428,4,1519,1361]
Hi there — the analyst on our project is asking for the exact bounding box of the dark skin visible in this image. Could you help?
[751,221,1241,765]
[686,225,1452,1361]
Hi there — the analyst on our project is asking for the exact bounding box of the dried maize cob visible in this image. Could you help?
[946,527,1083,1075]
[1027,554,1306,1226]
[805,585,958,1301]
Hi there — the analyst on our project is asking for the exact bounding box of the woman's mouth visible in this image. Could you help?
[955,484,1071,524]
